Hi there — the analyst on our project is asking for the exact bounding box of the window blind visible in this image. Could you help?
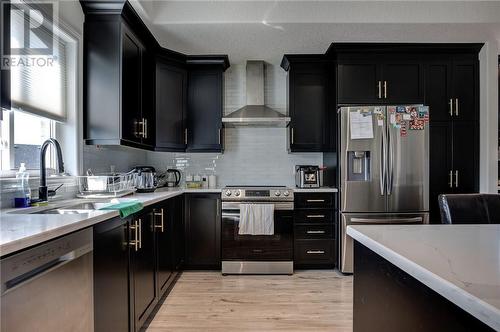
[10,6,67,122]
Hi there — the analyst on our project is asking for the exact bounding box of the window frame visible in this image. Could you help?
[0,8,81,179]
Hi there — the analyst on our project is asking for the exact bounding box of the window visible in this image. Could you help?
[0,2,79,176]
[0,109,56,171]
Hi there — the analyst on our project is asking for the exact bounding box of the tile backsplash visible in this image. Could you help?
[147,127,323,187]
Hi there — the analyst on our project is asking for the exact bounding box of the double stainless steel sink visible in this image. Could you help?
[7,201,103,215]
[35,202,99,214]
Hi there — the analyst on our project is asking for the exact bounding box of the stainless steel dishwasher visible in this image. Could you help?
[1,228,93,332]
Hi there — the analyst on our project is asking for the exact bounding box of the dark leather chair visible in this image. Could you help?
[438,194,500,224]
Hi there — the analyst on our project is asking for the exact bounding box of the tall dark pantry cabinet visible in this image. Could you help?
[424,49,481,222]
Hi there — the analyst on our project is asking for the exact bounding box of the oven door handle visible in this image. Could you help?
[222,213,240,219]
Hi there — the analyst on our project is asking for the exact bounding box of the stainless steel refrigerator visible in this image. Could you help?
[339,105,429,273]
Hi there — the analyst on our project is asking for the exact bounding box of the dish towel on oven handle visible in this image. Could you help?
[238,203,275,235]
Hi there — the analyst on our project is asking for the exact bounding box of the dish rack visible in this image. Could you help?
[76,173,137,198]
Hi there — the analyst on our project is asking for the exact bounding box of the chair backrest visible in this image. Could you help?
[438,194,500,224]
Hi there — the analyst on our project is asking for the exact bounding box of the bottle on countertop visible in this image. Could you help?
[14,163,31,208]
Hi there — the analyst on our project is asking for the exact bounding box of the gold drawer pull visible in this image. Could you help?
[306,199,325,203]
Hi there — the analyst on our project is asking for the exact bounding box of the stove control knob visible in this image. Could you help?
[234,190,241,197]
[274,191,281,196]
[283,191,290,197]
[225,190,232,196]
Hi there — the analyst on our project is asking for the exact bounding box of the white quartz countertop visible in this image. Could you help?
[292,187,338,193]
[347,225,500,331]
[0,187,222,257]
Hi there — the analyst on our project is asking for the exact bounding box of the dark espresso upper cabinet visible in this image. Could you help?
[81,1,229,152]
[186,59,228,153]
[281,55,335,152]
[336,56,423,105]
[337,61,380,104]
[155,57,187,151]
[82,3,154,149]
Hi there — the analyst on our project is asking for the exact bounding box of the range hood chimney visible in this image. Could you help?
[222,61,290,127]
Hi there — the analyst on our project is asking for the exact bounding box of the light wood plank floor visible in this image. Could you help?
[147,270,353,332]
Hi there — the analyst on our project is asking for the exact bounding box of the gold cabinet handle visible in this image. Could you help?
[449,99,454,116]
[130,219,139,251]
[291,127,294,145]
[138,218,142,249]
[306,250,325,255]
[134,119,145,138]
[154,209,164,233]
[306,199,325,203]
[144,118,148,139]
[455,98,459,117]
[306,215,325,218]
[383,81,387,99]
[449,170,453,188]
[377,81,382,99]
[455,170,459,188]
[218,128,221,145]
[184,128,188,145]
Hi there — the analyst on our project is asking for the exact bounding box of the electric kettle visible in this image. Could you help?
[165,169,181,187]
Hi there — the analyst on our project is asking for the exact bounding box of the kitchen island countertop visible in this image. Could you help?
[347,224,500,331]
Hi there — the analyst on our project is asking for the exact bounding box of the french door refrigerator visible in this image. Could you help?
[339,105,429,273]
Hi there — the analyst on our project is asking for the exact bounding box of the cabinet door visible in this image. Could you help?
[131,213,157,331]
[337,62,380,104]
[289,63,327,152]
[382,62,423,104]
[425,62,452,122]
[156,61,187,151]
[155,206,173,296]
[93,217,130,332]
[184,194,221,268]
[171,196,185,270]
[121,27,143,144]
[429,122,453,223]
[452,61,477,122]
[141,49,155,148]
[186,68,223,152]
[452,121,479,194]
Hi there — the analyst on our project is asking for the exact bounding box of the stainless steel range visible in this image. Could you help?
[221,186,294,275]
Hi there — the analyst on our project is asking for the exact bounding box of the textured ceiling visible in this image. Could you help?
[130,1,500,64]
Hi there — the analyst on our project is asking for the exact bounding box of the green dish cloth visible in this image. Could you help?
[100,201,144,218]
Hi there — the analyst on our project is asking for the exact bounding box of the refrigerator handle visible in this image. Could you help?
[380,124,387,196]
[387,121,394,195]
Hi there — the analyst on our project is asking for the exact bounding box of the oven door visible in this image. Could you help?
[221,202,293,261]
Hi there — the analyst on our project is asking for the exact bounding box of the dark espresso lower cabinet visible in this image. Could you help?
[93,196,184,332]
[93,217,130,332]
[130,212,157,331]
[184,193,221,269]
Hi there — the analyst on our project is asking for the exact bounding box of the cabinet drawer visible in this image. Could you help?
[294,209,334,223]
[294,224,334,240]
[295,193,335,209]
[294,240,335,264]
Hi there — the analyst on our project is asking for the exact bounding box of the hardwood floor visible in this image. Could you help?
[147,270,353,331]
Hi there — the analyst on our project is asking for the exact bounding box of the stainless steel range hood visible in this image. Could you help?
[222,61,290,127]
